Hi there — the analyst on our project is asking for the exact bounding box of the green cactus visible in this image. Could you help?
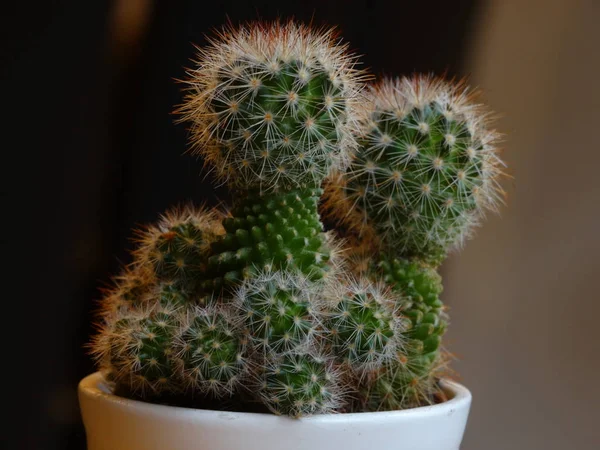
[325,75,504,264]
[95,305,181,396]
[153,282,192,308]
[179,21,360,193]
[135,206,223,290]
[98,266,154,319]
[175,306,249,396]
[360,356,444,411]
[258,352,343,417]
[326,278,403,372]
[378,257,447,370]
[353,257,448,411]
[89,21,507,418]
[200,188,336,292]
[177,21,361,293]
[234,269,321,352]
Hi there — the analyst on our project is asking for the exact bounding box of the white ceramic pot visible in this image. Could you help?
[79,372,471,450]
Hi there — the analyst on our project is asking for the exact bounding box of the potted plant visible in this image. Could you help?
[79,20,504,450]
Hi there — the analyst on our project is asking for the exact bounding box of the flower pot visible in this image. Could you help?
[78,372,471,450]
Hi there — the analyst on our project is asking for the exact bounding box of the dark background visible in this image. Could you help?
[13,1,595,449]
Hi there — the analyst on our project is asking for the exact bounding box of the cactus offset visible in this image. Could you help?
[92,304,181,397]
[179,21,361,193]
[325,278,404,373]
[378,257,447,369]
[353,257,449,411]
[134,205,224,291]
[235,270,322,353]
[258,351,344,417]
[175,306,249,396]
[324,75,504,264]
[98,266,154,320]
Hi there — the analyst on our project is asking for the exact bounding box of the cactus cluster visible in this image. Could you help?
[90,20,505,417]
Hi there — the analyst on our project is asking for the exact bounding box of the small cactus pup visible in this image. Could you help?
[324,277,405,374]
[91,303,182,398]
[134,205,225,293]
[234,269,323,353]
[174,305,250,397]
[90,205,226,399]
[324,75,505,264]
[356,257,450,411]
[257,351,344,417]
[178,20,364,291]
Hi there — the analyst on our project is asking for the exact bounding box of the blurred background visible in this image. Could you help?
[5,0,599,448]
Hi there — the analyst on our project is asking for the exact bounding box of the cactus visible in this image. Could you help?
[325,278,404,373]
[179,21,361,193]
[234,269,322,353]
[91,205,223,397]
[257,351,343,417]
[89,21,507,418]
[351,257,449,411]
[175,306,249,396]
[97,266,154,320]
[178,21,362,292]
[134,205,224,290]
[324,75,504,264]
[92,304,181,397]
[360,353,449,411]
[378,257,447,369]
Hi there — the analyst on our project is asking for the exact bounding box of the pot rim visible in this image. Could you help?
[79,372,471,423]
